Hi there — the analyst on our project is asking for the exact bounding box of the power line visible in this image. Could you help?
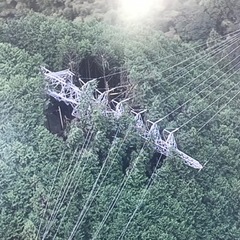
[41,145,80,238]
[52,157,88,240]
[118,154,163,240]
[139,36,240,109]
[67,129,121,240]
[91,142,148,240]
[43,129,95,239]
[158,54,240,124]
[118,93,240,239]
[112,32,240,103]
[40,28,240,240]
[65,124,134,240]
[118,120,239,239]
[115,71,240,239]
[178,69,240,130]
[80,29,240,82]
[79,33,240,135]
[36,151,65,239]
[197,89,240,132]
[42,126,95,239]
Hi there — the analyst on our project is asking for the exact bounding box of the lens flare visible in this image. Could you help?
[119,0,163,20]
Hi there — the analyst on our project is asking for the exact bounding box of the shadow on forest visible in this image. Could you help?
[44,56,127,136]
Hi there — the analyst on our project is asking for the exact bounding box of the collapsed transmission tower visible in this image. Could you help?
[42,67,203,170]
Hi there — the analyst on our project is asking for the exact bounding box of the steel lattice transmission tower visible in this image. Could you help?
[42,67,203,170]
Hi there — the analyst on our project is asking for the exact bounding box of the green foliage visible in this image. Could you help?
[21,220,38,240]
[0,13,239,240]
[1,0,240,44]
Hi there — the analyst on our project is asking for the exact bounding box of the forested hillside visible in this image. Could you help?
[0,3,240,240]
[1,0,240,42]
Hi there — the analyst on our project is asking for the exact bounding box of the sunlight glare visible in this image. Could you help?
[120,0,161,20]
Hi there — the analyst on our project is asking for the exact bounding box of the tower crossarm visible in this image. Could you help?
[163,129,178,149]
[96,90,109,106]
[42,68,84,107]
[81,79,97,92]
[112,99,130,119]
[42,67,204,171]
[112,100,124,119]
[155,138,171,156]
[147,121,162,141]
[47,90,79,106]
[44,72,68,88]
[175,149,203,170]
[42,66,74,79]
[50,69,74,83]
[132,110,148,138]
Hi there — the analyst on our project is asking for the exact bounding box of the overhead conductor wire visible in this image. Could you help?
[118,154,163,240]
[112,31,240,102]
[52,123,104,239]
[197,86,240,132]
[134,34,240,105]
[43,126,95,239]
[177,67,240,130]
[80,28,240,82]
[91,141,148,240]
[117,59,240,240]
[157,53,240,123]
[41,144,81,238]
[42,125,95,239]
[37,151,65,239]
[41,27,240,239]
[90,33,240,240]
[66,123,134,240]
[117,58,240,239]
[67,128,121,239]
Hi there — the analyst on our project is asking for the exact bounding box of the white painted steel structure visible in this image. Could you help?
[42,67,203,170]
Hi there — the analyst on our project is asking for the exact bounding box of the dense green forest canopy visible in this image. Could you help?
[0,3,240,240]
[1,0,240,42]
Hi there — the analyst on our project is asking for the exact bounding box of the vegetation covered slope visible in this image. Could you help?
[0,14,239,240]
[1,0,240,42]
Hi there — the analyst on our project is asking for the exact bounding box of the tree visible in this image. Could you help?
[0,13,239,240]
